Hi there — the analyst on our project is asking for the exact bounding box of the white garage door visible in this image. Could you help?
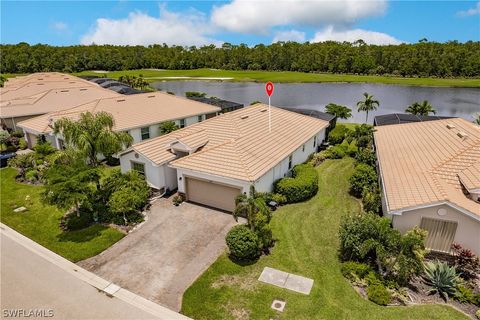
[186,177,241,212]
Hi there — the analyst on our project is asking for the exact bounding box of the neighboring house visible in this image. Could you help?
[119,104,330,212]
[374,118,480,255]
[1,73,116,130]
[17,91,221,149]
[1,86,120,131]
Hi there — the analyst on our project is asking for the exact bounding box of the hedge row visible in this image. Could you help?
[274,164,318,203]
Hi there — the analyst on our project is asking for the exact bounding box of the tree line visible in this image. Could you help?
[1,40,479,77]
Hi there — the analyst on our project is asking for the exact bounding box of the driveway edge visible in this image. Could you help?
[0,223,191,320]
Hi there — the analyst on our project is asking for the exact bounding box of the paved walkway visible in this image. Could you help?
[0,223,189,320]
[78,199,240,311]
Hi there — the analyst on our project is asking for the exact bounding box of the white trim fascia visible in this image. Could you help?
[387,201,480,223]
[374,143,392,214]
[170,165,251,186]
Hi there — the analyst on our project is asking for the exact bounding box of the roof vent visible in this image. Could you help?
[69,81,75,83]
[116,99,126,102]
[37,83,44,85]
[79,88,87,91]
[147,95,155,98]
[260,108,267,112]
[446,123,456,129]
[60,90,69,92]
[457,132,468,139]
[240,115,249,120]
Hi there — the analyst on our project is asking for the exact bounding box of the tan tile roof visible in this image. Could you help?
[1,86,120,118]
[4,72,93,88]
[374,118,480,217]
[459,162,480,192]
[129,104,329,182]
[17,91,220,133]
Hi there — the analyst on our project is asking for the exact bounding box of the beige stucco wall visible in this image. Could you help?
[389,204,480,255]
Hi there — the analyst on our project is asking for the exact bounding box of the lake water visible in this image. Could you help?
[151,81,480,123]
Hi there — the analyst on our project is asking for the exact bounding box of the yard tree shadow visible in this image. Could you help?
[57,224,108,243]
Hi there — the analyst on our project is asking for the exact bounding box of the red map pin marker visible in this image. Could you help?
[265,81,274,97]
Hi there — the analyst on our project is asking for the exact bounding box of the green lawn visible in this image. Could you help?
[72,69,480,87]
[181,158,467,320]
[0,168,124,262]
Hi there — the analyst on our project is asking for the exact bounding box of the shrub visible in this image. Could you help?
[362,187,381,214]
[476,309,480,320]
[10,130,25,138]
[367,282,392,305]
[226,225,259,261]
[355,148,376,167]
[309,151,328,166]
[339,213,426,286]
[451,243,480,281]
[24,169,38,182]
[423,260,460,301]
[454,285,476,304]
[327,124,351,145]
[19,138,27,150]
[255,192,287,205]
[349,163,378,198]
[341,261,373,281]
[324,145,346,159]
[172,194,185,206]
[34,141,56,159]
[60,210,93,231]
[274,164,318,203]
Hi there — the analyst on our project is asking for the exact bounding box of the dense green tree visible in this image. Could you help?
[185,91,207,98]
[159,121,179,135]
[1,41,479,77]
[357,93,380,123]
[54,112,133,166]
[325,103,352,120]
[405,100,436,116]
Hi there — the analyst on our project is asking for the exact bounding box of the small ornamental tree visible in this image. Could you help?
[226,225,260,261]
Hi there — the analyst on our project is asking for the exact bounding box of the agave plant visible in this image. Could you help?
[423,260,459,301]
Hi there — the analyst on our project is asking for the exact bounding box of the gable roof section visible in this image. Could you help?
[459,162,480,192]
[1,86,120,119]
[18,91,220,133]
[129,104,329,182]
[374,118,480,218]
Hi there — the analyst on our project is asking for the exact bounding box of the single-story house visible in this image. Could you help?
[1,86,120,131]
[17,91,221,149]
[119,104,330,212]
[374,118,480,255]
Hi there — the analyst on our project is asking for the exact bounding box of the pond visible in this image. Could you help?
[151,81,480,123]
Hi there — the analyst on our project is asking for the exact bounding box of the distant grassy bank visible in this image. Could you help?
[72,69,480,87]
[2,69,479,87]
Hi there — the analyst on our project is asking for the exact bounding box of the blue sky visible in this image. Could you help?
[1,1,479,46]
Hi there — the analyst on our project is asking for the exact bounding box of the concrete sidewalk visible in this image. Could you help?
[0,223,191,320]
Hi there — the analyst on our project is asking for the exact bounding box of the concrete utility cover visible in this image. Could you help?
[13,207,26,213]
[103,283,121,296]
[284,274,314,295]
[258,267,314,295]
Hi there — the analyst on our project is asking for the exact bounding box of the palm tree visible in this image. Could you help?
[357,93,379,123]
[325,103,352,120]
[405,100,436,116]
[54,111,133,166]
[233,185,270,231]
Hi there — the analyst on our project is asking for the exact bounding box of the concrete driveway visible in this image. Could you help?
[78,199,239,311]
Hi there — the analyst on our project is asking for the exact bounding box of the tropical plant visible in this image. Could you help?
[159,121,179,135]
[233,185,270,231]
[0,130,10,149]
[405,100,436,116]
[451,243,480,281]
[0,74,6,87]
[325,103,352,120]
[327,124,352,145]
[474,113,480,125]
[43,160,100,216]
[355,148,376,167]
[423,260,460,301]
[367,282,392,305]
[250,100,262,105]
[54,111,133,166]
[357,92,379,123]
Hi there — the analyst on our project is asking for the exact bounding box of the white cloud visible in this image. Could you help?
[456,1,480,16]
[272,30,306,43]
[311,26,404,45]
[211,0,387,34]
[81,6,221,46]
[51,22,68,31]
